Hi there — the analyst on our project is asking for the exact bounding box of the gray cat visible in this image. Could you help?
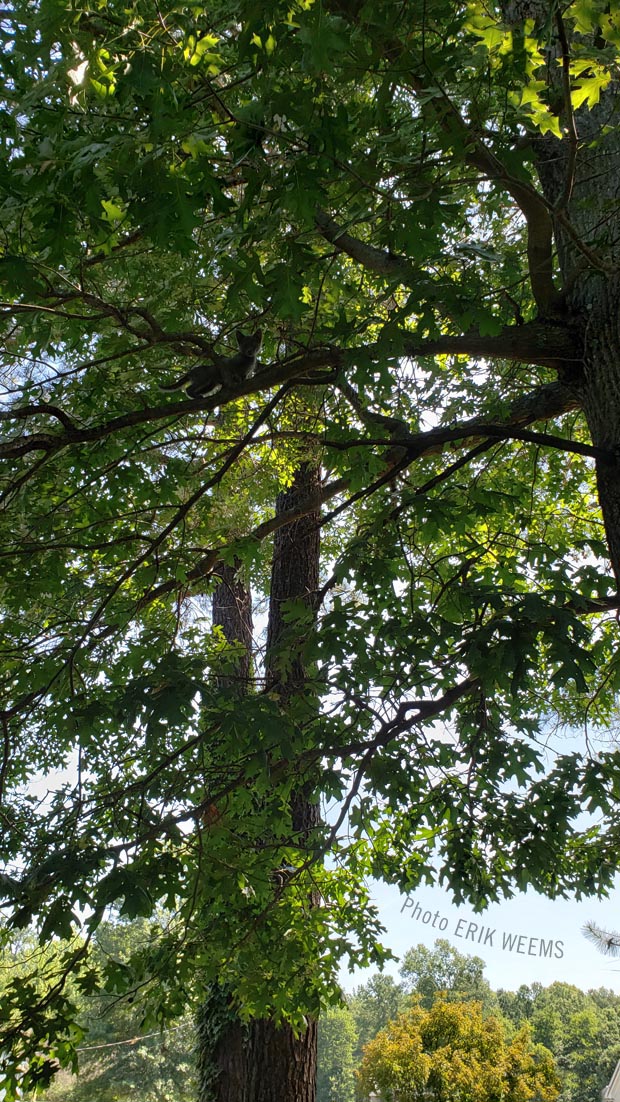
[161,330,262,398]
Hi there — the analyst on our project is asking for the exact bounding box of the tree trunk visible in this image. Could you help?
[215,1018,317,1102]
[574,275,620,588]
[240,462,321,1102]
[197,467,321,1102]
[508,10,620,586]
[547,94,620,581]
[540,114,620,584]
[197,559,254,1102]
[199,1000,317,1102]
[211,559,254,691]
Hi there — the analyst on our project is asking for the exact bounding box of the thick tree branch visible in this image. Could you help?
[399,319,581,371]
[0,350,341,461]
[472,154,561,316]
[0,317,581,464]
[315,208,419,282]
[392,422,604,463]
[314,209,468,324]
[0,402,78,432]
[399,72,563,315]
[315,211,572,340]
[0,371,585,632]
[337,376,583,458]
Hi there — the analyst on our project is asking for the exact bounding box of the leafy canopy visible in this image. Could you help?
[356,999,560,1102]
[1,0,620,1092]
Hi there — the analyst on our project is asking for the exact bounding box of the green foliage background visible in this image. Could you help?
[2,0,620,1092]
[4,928,615,1102]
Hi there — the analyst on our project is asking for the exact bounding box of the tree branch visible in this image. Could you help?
[331,678,479,759]
[399,319,581,371]
[140,377,582,607]
[0,349,341,460]
[0,317,580,465]
[401,73,563,315]
[0,403,78,432]
[315,208,419,282]
[395,422,604,463]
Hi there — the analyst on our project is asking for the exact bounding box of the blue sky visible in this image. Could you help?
[343,878,620,994]
[337,720,620,995]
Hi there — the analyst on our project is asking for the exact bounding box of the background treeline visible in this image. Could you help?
[318,939,620,1102]
[4,926,619,1101]
[1,919,197,1102]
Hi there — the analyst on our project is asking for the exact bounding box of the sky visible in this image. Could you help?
[334,717,620,996]
[342,877,620,994]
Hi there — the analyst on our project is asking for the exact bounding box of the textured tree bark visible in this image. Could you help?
[265,462,323,919]
[265,464,321,693]
[196,560,254,1102]
[211,560,254,692]
[201,1013,317,1102]
[222,1017,317,1102]
[241,463,321,1102]
[503,0,620,590]
[572,275,620,588]
[197,470,321,1102]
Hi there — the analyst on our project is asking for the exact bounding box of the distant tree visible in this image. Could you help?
[497,983,544,1028]
[529,982,590,1048]
[588,988,620,1011]
[350,974,407,1061]
[0,918,196,1102]
[529,1005,564,1054]
[399,939,498,1012]
[356,999,560,1102]
[498,980,620,1102]
[316,1006,357,1102]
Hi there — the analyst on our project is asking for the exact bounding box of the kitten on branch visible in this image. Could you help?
[161,329,262,398]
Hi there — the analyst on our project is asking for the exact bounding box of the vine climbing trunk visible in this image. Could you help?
[196,559,254,1102]
[197,465,321,1102]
